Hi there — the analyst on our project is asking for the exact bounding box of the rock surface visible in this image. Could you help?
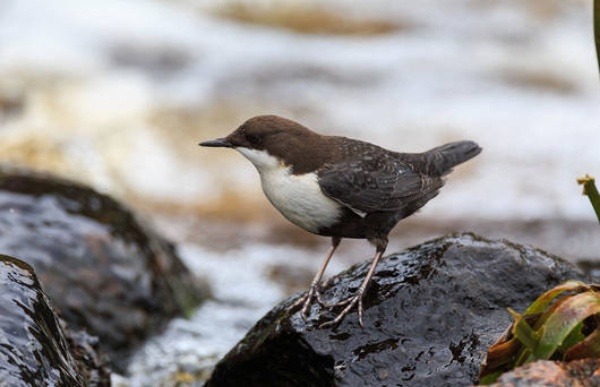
[488,358,600,386]
[206,233,586,387]
[0,255,110,386]
[0,169,209,370]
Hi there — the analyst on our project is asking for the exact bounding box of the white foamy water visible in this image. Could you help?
[0,0,598,221]
[122,242,347,386]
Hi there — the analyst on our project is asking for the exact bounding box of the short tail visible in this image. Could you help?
[424,141,482,176]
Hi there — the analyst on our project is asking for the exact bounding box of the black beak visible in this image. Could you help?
[199,137,233,148]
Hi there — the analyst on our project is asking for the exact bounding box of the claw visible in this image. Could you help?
[288,283,326,320]
[319,245,386,328]
[319,291,365,328]
[290,238,385,329]
[314,288,328,307]
[289,292,308,314]
[320,295,352,308]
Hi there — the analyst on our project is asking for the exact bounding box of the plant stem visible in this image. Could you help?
[577,175,600,225]
[596,0,600,76]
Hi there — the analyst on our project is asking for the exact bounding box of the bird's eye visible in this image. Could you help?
[246,134,261,145]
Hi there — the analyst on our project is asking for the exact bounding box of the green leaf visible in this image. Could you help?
[481,337,521,371]
[512,312,539,350]
[559,321,585,354]
[479,282,600,384]
[534,292,600,359]
[522,280,587,316]
[511,312,541,365]
[565,322,600,360]
[479,370,505,385]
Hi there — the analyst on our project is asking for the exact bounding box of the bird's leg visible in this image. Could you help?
[320,239,387,328]
[289,237,341,320]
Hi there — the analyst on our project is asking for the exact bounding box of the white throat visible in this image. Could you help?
[236,147,341,233]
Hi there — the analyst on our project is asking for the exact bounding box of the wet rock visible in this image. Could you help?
[64,328,111,386]
[0,255,109,386]
[0,169,209,371]
[488,358,600,386]
[206,233,585,387]
[576,259,600,283]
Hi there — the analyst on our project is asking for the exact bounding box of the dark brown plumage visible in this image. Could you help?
[200,115,481,327]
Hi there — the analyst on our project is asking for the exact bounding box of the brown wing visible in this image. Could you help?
[317,153,443,214]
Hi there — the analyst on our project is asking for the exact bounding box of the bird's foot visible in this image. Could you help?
[288,283,326,321]
[319,291,365,329]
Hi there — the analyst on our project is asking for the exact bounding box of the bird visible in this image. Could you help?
[200,115,481,328]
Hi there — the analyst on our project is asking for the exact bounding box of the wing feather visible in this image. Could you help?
[317,154,443,213]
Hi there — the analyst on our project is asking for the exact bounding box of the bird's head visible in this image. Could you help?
[200,115,319,172]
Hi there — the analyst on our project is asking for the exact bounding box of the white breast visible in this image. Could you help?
[236,147,341,233]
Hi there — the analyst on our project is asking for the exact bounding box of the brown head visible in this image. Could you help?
[200,115,332,173]
[200,115,315,148]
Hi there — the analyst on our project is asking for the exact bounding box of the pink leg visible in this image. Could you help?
[289,237,341,320]
[320,243,386,328]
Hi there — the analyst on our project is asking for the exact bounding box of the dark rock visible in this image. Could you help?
[0,255,109,386]
[64,328,111,386]
[0,169,210,371]
[206,233,585,387]
[577,259,600,283]
[488,358,600,386]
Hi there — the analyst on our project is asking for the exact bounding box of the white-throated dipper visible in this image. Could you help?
[200,115,481,328]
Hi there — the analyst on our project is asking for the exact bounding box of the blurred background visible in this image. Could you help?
[0,0,599,384]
